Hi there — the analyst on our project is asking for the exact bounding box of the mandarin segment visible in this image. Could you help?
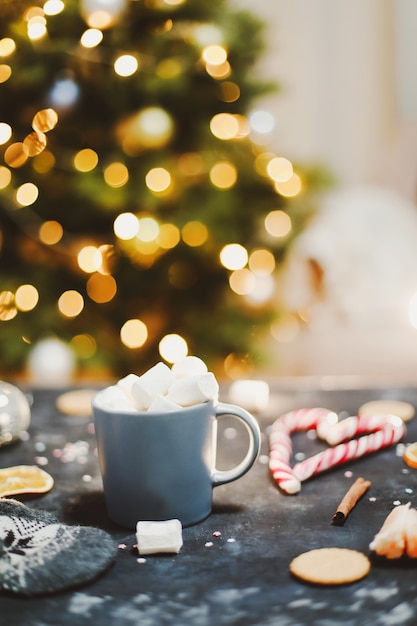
[403,442,417,469]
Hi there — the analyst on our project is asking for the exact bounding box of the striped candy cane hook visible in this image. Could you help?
[269,408,406,494]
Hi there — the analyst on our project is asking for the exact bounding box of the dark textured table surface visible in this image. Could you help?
[1,381,417,626]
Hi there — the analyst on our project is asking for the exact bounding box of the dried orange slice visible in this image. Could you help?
[0,465,54,497]
[403,442,417,470]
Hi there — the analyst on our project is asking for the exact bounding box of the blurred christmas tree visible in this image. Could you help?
[0,0,322,379]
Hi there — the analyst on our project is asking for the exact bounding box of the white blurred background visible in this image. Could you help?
[235,0,417,381]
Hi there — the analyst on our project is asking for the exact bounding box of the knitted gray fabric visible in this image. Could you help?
[0,498,117,595]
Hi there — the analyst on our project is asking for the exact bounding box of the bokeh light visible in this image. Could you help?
[210,113,239,140]
[249,248,275,275]
[58,290,84,317]
[120,318,148,348]
[220,243,248,270]
[217,81,240,103]
[114,212,139,239]
[43,1,65,16]
[114,54,138,77]
[4,143,28,168]
[229,269,255,295]
[27,16,47,41]
[23,131,47,157]
[73,148,99,172]
[104,162,129,187]
[0,65,12,84]
[158,223,180,249]
[145,167,171,193]
[202,44,227,65]
[15,182,39,206]
[0,291,17,321]
[209,161,237,189]
[32,108,58,133]
[264,210,292,237]
[86,273,117,303]
[267,157,293,182]
[80,28,103,47]
[39,220,63,245]
[137,217,159,242]
[205,61,231,79]
[159,333,188,363]
[249,110,275,135]
[0,166,12,189]
[32,150,55,173]
[0,123,12,144]
[0,38,16,57]
[48,79,80,109]
[182,221,208,247]
[275,173,302,197]
[78,246,102,273]
[71,333,97,358]
[15,284,39,311]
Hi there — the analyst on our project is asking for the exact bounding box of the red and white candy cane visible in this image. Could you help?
[269,408,337,494]
[269,408,406,494]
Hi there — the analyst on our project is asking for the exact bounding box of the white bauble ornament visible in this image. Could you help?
[27,338,75,386]
[0,381,31,446]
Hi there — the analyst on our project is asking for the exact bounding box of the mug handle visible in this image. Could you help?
[211,402,261,486]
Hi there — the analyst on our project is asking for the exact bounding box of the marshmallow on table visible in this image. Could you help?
[166,372,219,406]
[136,519,183,555]
[171,356,208,379]
[130,362,174,411]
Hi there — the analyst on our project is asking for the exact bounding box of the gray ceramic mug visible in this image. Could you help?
[92,394,261,528]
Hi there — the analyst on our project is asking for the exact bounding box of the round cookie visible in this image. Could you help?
[289,547,370,585]
[56,389,97,416]
[358,400,415,423]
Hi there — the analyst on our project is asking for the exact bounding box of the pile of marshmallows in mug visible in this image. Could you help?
[97,356,219,413]
[96,356,220,555]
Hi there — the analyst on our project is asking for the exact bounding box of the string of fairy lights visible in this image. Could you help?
[0,0,302,369]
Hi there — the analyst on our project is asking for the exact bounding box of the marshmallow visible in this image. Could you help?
[166,372,219,406]
[136,519,183,555]
[95,385,136,411]
[117,373,141,402]
[130,362,174,410]
[171,356,208,379]
[147,394,182,413]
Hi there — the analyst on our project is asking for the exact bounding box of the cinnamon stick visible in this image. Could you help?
[331,476,371,526]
